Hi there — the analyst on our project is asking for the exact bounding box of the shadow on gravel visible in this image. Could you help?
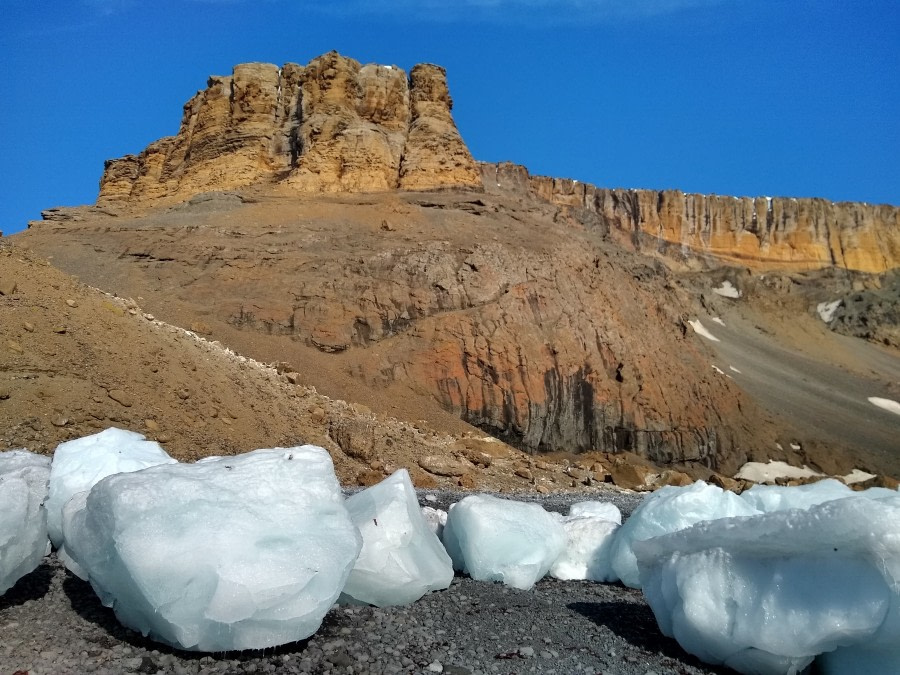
[0,561,54,610]
[61,572,322,664]
[568,600,731,674]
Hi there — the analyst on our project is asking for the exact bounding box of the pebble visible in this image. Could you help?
[107,389,134,407]
[23,321,35,332]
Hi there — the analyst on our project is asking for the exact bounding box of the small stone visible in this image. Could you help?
[108,389,134,407]
[427,662,444,673]
[23,321,34,332]
[51,416,68,427]
[418,455,471,477]
[356,469,384,487]
[0,390,10,400]
[176,389,190,400]
[189,321,211,335]
[0,279,16,295]
[66,299,78,308]
[514,467,533,481]
[535,460,551,471]
[6,340,23,354]
[518,647,535,658]
[458,473,477,489]
[536,485,550,494]
[155,433,172,443]
[143,313,155,321]
[53,326,67,334]
[310,407,327,423]
[286,372,301,384]
[145,419,160,431]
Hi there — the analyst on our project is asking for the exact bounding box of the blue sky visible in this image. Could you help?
[2,0,898,235]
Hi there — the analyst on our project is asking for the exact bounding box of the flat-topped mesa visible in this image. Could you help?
[481,162,900,274]
[98,52,482,206]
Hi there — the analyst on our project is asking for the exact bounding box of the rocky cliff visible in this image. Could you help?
[98,53,481,205]
[481,163,900,274]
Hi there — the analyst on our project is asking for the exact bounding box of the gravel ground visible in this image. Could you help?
[1,489,728,675]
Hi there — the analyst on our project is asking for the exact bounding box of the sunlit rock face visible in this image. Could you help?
[98,53,481,206]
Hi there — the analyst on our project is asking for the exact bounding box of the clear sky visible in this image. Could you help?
[2,0,898,235]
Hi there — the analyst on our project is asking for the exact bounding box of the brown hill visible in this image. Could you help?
[10,52,900,481]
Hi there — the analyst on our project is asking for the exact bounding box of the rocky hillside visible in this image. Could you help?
[98,52,480,206]
[12,52,900,480]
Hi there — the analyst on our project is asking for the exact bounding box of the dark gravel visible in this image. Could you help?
[0,489,729,675]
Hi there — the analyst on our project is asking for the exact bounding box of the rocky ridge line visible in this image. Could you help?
[481,162,900,274]
[98,52,481,205]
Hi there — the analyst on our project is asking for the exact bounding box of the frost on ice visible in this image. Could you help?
[635,496,900,675]
[46,428,175,548]
[550,502,622,581]
[0,450,51,595]
[549,516,618,582]
[442,494,566,590]
[421,506,448,539]
[608,481,758,588]
[568,500,622,524]
[341,470,453,607]
[62,446,362,652]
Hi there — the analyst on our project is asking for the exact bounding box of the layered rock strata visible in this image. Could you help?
[481,163,900,274]
[98,53,481,205]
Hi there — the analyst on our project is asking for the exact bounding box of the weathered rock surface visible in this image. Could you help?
[16,189,783,476]
[98,52,480,206]
[481,162,900,274]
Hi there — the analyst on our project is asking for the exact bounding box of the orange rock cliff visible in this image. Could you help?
[98,52,481,205]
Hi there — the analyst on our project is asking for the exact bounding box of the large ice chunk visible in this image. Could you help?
[739,478,853,513]
[341,470,453,607]
[568,500,622,524]
[62,446,361,652]
[608,481,759,588]
[549,516,619,582]
[442,494,566,590]
[740,478,898,514]
[0,450,51,594]
[46,428,175,547]
[635,496,900,675]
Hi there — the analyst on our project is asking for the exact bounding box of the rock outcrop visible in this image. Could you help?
[98,53,481,206]
[481,162,900,274]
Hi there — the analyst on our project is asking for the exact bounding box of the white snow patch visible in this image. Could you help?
[843,469,877,485]
[711,365,725,375]
[790,442,802,451]
[0,450,51,594]
[712,281,741,299]
[868,397,900,416]
[729,366,741,374]
[735,460,821,484]
[688,320,720,342]
[711,317,726,326]
[817,299,841,322]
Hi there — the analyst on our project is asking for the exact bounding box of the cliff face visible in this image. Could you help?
[98,53,481,205]
[481,163,900,274]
